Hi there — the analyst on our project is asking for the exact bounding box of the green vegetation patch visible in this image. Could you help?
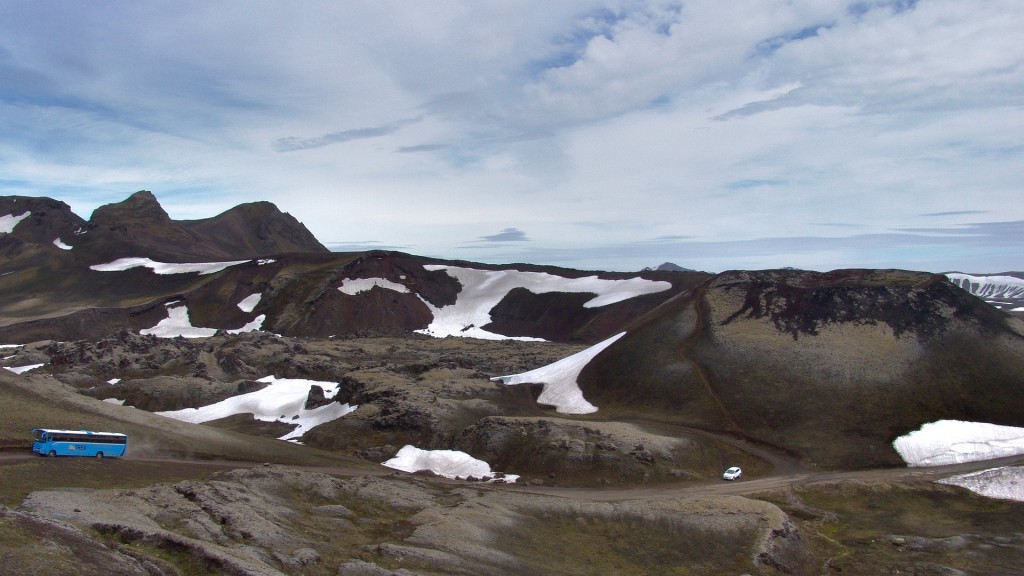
[761,480,1024,575]
[493,512,759,576]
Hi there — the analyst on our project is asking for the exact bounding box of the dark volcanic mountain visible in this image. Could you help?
[0,196,85,246]
[76,191,329,262]
[578,269,1024,469]
[0,192,701,343]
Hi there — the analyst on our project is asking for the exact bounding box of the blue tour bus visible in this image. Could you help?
[32,429,128,458]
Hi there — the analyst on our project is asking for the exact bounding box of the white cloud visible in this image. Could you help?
[0,1,1021,273]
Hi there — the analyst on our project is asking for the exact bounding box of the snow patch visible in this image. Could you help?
[227,314,266,334]
[339,277,410,295]
[141,302,265,338]
[102,398,126,406]
[382,445,519,482]
[490,331,626,414]
[157,375,356,441]
[939,466,1024,502]
[52,238,72,250]
[3,363,44,375]
[237,293,262,313]
[893,420,1024,467]
[90,257,248,275]
[0,212,30,233]
[141,305,217,338]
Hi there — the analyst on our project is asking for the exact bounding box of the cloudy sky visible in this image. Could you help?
[1,1,1021,273]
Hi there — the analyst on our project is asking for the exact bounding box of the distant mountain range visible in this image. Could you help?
[0,191,701,343]
[946,272,1024,316]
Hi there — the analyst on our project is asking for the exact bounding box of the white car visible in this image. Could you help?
[722,466,742,481]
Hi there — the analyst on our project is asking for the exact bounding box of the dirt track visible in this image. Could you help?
[482,453,1024,503]
[4,449,1022,503]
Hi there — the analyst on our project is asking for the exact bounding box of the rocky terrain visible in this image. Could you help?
[1,191,1023,574]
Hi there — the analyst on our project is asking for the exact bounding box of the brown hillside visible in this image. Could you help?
[579,269,1024,469]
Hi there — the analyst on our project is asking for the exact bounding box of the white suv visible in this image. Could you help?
[722,466,742,480]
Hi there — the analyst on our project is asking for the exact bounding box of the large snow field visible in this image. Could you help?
[155,375,356,441]
[338,265,670,341]
[414,265,670,340]
[490,331,626,414]
[382,445,519,483]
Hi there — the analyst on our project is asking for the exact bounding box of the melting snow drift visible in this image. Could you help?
[382,445,518,483]
[157,375,356,441]
[893,420,1024,467]
[939,466,1024,502]
[4,363,44,375]
[490,331,626,414]
[140,303,264,338]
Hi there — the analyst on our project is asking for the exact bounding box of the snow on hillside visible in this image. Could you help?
[382,445,519,482]
[90,257,248,275]
[893,420,1024,467]
[141,305,217,338]
[893,421,1024,503]
[939,466,1024,502]
[947,273,1024,299]
[339,277,410,295]
[0,211,30,233]
[490,332,626,414]
[140,302,264,338]
[415,265,670,340]
[3,363,43,374]
[155,375,356,441]
[337,265,671,340]
[237,293,261,313]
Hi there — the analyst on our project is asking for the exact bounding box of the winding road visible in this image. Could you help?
[4,448,1022,503]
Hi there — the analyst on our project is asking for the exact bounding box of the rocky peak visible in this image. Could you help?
[89,190,170,227]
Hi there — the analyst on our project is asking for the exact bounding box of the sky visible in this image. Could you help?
[1,1,1022,273]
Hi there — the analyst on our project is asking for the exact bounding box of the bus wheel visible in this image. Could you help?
[48,450,56,457]
[96,452,104,459]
